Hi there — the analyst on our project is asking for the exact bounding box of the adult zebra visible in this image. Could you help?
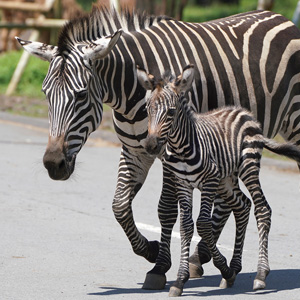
[17,6,300,290]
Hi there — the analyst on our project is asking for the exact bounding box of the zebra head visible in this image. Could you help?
[16,30,122,180]
[137,65,195,156]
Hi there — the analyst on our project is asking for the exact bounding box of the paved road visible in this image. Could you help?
[0,113,299,300]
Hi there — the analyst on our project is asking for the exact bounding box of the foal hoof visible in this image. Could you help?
[219,271,236,288]
[189,262,204,278]
[169,286,183,297]
[142,273,166,290]
[253,279,266,290]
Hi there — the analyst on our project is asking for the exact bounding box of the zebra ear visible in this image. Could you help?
[15,37,57,62]
[82,29,122,61]
[175,64,195,93]
[136,66,155,90]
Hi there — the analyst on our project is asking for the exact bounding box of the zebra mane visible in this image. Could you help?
[57,5,172,55]
[154,71,176,89]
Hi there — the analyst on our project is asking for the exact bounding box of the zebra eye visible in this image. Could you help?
[167,108,176,116]
[76,90,87,101]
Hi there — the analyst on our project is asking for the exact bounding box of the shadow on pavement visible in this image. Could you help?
[87,269,300,297]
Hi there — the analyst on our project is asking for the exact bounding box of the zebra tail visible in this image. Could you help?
[263,138,300,164]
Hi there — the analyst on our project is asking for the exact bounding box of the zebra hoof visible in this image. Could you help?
[142,272,166,290]
[219,271,236,288]
[253,279,266,290]
[189,262,204,278]
[169,286,183,297]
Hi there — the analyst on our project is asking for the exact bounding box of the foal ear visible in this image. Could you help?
[136,66,155,90]
[16,37,57,62]
[175,64,195,93]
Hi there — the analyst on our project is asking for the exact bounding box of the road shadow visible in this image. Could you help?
[88,269,300,297]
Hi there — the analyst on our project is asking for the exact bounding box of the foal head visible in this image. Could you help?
[137,65,195,155]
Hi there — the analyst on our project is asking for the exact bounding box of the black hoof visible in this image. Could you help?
[189,262,204,278]
[142,272,166,290]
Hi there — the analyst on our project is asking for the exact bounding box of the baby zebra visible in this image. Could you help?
[137,65,300,297]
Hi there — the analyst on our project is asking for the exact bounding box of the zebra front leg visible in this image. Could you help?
[169,185,194,297]
[143,166,181,290]
[241,170,272,290]
[189,197,232,278]
[112,147,159,263]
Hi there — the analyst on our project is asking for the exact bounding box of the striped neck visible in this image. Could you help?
[167,97,199,156]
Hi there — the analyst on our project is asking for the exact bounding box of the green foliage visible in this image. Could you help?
[76,0,95,11]
[0,51,49,98]
[0,51,20,94]
[184,0,299,22]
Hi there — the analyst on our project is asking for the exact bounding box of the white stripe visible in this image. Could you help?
[201,25,240,103]
[259,21,297,135]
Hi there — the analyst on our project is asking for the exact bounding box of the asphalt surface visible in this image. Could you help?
[0,112,299,300]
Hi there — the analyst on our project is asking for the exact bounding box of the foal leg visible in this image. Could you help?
[218,177,251,288]
[240,161,272,290]
[197,178,235,284]
[189,196,232,278]
[169,186,194,297]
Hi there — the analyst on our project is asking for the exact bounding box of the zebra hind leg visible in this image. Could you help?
[240,162,272,290]
[218,177,252,288]
[189,197,232,278]
[197,179,235,286]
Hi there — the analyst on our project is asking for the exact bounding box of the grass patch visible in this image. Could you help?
[0,51,48,98]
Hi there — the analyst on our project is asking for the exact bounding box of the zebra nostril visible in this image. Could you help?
[58,158,66,170]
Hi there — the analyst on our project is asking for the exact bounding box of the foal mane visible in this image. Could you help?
[57,5,172,55]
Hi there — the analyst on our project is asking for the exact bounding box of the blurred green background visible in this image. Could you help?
[0,0,299,116]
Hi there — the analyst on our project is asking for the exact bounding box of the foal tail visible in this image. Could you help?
[263,138,300,164]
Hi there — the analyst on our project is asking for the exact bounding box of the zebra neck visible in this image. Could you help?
[98,53,144,119]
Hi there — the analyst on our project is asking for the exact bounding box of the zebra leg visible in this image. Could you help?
[143,167,182,290]
[196,179,235,285]
[169,186,194,297]
[241,166,272,290]
[112,146,159,263]
[218,177,251,288]
[189,197,232,278]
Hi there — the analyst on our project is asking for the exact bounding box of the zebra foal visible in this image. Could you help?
[138,65,300,296]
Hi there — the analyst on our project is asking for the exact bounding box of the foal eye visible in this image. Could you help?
[76,90,87,101]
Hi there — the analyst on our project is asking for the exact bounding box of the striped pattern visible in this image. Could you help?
[21,6,300,291]
[142,68,300,295]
